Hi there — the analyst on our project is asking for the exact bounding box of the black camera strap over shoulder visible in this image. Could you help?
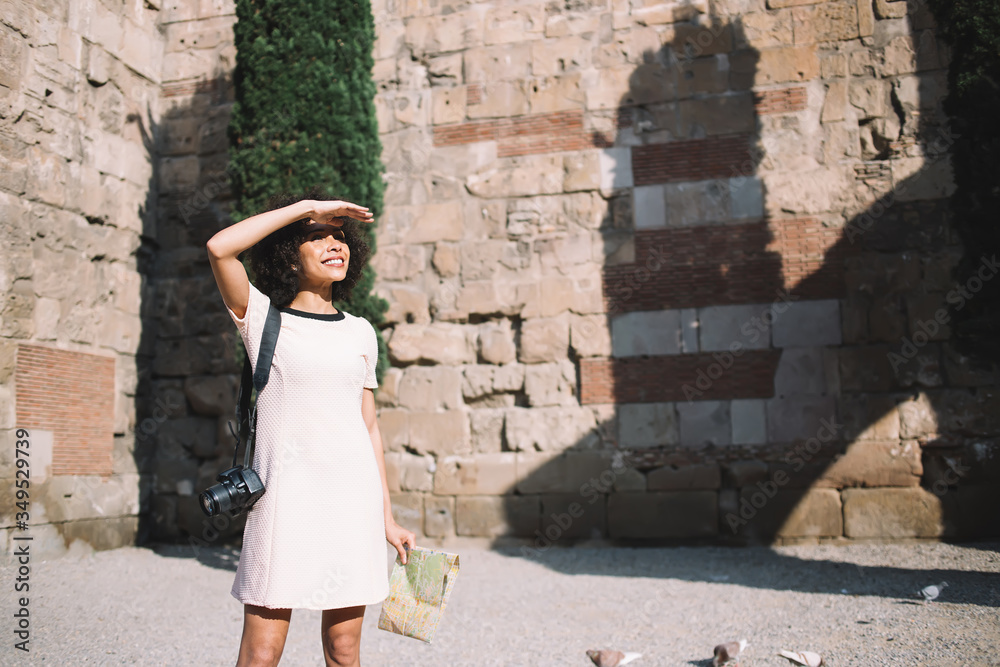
[230,302,282,470]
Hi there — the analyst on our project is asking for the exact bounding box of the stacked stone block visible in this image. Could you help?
[4,0,997,555]
[0,0,165,556]
[146,2,242,545]
[368,0,999,544]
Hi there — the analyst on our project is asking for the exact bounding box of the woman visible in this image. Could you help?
[206,192,416,667]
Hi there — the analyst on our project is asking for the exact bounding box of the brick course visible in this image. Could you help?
[602,218,851,314]
[753,86,808,114]
[579,350,781,404]
[433,109,591,156]
[15,344,115,476]
[632,134,753,186]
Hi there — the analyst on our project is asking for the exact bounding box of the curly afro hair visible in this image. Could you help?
[246,189,372,309]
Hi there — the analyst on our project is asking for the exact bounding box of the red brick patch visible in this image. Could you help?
[580,350,781,404]
[753,86,808,115]
[603,218,850,313]
[632,134,753,185]
[433,109,595,156]
[15,344,115,476]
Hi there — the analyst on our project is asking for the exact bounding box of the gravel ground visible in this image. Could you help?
[1,537,998,666]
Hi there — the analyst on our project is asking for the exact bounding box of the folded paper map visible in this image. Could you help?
[377,545,460,643]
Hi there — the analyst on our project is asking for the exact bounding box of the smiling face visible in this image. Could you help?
[297,221,350,284]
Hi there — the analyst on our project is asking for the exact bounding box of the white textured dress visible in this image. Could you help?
[224,279,390,610]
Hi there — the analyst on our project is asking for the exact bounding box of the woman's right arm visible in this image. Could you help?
[206,199,319,320]
[207,199,374,318]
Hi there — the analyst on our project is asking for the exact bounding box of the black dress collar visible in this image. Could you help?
[277,306,346,321]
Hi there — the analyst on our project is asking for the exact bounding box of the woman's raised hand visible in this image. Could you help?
[309,199,374,225]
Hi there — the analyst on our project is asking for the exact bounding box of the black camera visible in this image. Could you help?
[199,464,265,518]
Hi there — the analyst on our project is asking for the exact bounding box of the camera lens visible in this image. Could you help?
[199,491,217,516]
[199,466,260,519]
[199,485,234,517]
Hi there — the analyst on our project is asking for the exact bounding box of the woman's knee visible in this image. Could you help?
[320,605,364,666]
[238,606,290,667]
[239,641,284,667]
[323,633,361,665]
[323,632,361,664]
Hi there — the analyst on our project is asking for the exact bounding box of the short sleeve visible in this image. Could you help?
[363,320,379,389]
[223,280,271,369]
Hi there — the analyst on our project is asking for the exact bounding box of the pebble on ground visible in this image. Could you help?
[1,539,998,666]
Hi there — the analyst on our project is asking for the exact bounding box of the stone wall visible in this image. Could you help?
[3,0,998,557]
[0,0,163,556]
[367,0,1000,545]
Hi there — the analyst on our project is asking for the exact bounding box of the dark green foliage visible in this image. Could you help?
[928,0,1000,361]
[228,0,390,383]
[229,0,384,220]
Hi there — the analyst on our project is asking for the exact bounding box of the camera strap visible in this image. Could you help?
[231,301,282,470]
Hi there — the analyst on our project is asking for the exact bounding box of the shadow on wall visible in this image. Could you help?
[126,4,1000,598]
[488,4,1000,590]
[127,69,257,561]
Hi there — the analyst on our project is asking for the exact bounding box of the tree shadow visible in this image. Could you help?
[486,3,1000,606]
[128,69,254,570]
[129,5,1000,606]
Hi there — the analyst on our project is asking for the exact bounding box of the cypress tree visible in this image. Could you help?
[227,0,390,380]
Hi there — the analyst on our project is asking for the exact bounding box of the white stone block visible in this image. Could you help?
[397,366,465,411]
[771,299,841,348]
[0,384,16,429]
[698,304,772,352]
[599,147,633,190]
[680,308,699,353]
[570,314,612,358]
[42,473,142,522]
[618,402,679,447]
[663,179,729,227]
[611,309,682,357]
[466,155,563,198]
[677,400,732,447]
[614,126,644,147]
[524,360,578,407]
[31,429,54,482]
[729,176,764,219]
[731,399,767,445]
[505,406,598,452]
[633,184,666,229]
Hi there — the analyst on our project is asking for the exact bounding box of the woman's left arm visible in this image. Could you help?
[363,387,416,563]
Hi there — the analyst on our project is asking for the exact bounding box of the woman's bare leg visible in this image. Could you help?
[320,605,366,667]
[236,604,292,667]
